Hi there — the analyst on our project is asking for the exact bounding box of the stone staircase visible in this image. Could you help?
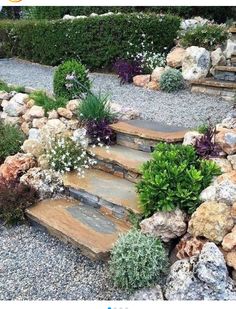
[26,120,187,260]
[191,27,236,101]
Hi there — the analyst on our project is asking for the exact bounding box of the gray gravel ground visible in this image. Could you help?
[0,58,234,128]
[0,223,128,300]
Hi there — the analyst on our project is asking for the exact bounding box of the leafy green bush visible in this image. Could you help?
[180,24,229,50]
[53,59,91,100]
[160,68,184,93]
[77,93,116,123]
[0,14,180,69]
[109,229,168,291]
[30,91,66,113]
[0,122,25,163]
[136,143,221,217]
[0,176,38,225]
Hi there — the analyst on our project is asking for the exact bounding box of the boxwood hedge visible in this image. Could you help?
[0,13,180,70]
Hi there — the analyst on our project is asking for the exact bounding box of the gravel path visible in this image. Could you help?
[0,223,128,300]
[0,58,234,128]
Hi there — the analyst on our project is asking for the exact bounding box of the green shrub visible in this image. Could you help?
[109,229,168,291]
[0,122,25,163]
[0,14,180,69]
[77,93,116,123]
[30,91,66,113]
[53,59,91,100]
[136,143,221,217]
[180,24,229,50]
[160,68,184,92]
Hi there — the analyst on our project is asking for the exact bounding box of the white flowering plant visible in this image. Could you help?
[127,36,166,73]
[46,134,97,176]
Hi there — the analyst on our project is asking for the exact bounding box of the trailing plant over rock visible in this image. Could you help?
[180,24,229,50]
[159,68,184,92]
[109,229,168,291]
[136,142,221,216]
[0,121,25,164]
[53,59,91,100]
[0,176,39,225]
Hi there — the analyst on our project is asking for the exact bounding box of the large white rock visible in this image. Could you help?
[182,46,211,81]
[224,39,236,59]
[211,48,227,67]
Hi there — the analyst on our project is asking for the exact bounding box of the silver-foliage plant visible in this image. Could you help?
[109,229,169,291]
[160,68,184,92]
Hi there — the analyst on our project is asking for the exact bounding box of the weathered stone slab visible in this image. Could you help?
[26,198,130,260]
[63,169,140,215]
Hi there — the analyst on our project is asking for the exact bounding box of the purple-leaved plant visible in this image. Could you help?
[113,59,142,84]
[86,119,116,146]
[195,127,221,159]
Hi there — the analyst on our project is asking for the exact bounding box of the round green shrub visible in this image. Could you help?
[53,59,91,100]
[109,229,168,291]
[160,68,184,92]
[0,122,25,164]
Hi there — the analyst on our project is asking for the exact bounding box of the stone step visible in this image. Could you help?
[63,169,140,219]
[214,66,236,82]
[26,198,130,260]
[110,120,187,152]
[191,78,236,102]
[88,145,151,183]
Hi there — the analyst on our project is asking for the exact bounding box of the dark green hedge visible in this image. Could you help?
[0,14,180,70]
[20,6,236,23]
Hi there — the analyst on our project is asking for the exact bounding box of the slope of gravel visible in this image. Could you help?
[0,58,234,128]
[0,224,128,300]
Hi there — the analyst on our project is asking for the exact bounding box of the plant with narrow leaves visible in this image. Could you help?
[0,177,39,225]
[109,229,168,291]
[30,91,67,113]
[0,121,25,164]
[195,126,221,159]
[136,142,221,216]
[77,93,116,123]
[113,59,142,84]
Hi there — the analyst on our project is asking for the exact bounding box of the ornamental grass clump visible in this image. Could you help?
[109,229,168,291]
[30,91,67,113]
[0,121,25,164]
[137,142,221,217]
[159,68,184,92]
[53,59,91,100]
[46,134,96,176]
[0,176,39,225]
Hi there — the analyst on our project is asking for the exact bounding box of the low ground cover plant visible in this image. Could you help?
[195,126,221,158]
[137,142,221,217]
[160,68,184,92]
[0,122,25,163]
[54,59,91,100]
[0,80,24,93]
[0,176,39,225]
[109,229,168,291]
[30,91,66,113]
[180,24,229,50]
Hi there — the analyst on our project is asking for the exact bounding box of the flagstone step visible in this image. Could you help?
[191,78,236,101]
[26,198,130,260]
[63,169,140,219]
[110,120,187,152]
[214,66,236,82]
[88,145,151,183]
